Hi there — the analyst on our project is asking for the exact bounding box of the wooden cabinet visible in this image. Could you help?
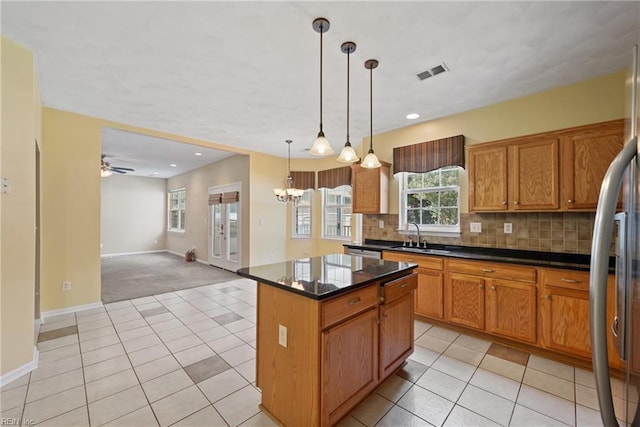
[351,161,390,214]
[382,251,444,320]
[379,274,417,378]
[445,259,537,343]
[468,120,624,212]
[468,136,559,211]
[539,268,621,368]
[561,120,625,210]
[322,307,378,426]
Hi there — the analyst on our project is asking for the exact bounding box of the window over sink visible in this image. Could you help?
[399,166,461,234]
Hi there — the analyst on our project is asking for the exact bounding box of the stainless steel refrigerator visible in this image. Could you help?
[590,44,640,426]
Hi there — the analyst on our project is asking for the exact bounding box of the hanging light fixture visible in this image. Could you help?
[309,18,334,156]
[273,140,305,203]
[336,41,359,163]
[361,59,382,169]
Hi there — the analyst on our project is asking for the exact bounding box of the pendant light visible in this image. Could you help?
[309,18,334,156]
[336,41,359,163]
[273,140,305,203]
[362,59,381,168]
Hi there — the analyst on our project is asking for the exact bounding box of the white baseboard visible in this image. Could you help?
[41,301,104,322]
[0,347,39,388]
[101,249,166,258]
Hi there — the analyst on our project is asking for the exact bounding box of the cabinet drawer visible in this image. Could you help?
[383,273,417,304]
[541,268,589,292]
[321,285,378,329]
[447,259,537,283]
[383,251,444,270]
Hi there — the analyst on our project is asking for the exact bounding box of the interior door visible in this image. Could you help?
[208,183,241,271]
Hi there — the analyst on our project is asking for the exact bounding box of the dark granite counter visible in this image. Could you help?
[344,239,615,272]
[236,253,416,300]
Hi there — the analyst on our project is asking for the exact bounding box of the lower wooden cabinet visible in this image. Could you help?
[415,268,444,319]
[445,272,486,330]
[486,279,537,343]
[322,308,379,426]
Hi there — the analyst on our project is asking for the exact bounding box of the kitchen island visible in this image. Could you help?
[236,254,417,427]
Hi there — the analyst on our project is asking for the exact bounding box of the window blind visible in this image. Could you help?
[208,193,222,205]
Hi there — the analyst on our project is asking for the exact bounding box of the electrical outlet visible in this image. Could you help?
[62,281,71,291]
[278,324,287,348]
[504,223,513,234]
[470,222,482,233]
[378,220,384,229]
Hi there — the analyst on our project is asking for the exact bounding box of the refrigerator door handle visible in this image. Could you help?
[590,135,637,427]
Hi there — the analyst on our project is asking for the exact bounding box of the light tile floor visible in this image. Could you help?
[1,277,635,426]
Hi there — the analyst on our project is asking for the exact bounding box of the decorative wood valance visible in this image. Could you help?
[208,193,222,205]
[317,166,352,189]
[393,135,465,174]
[221,191,239,203]
[290,171,316,190]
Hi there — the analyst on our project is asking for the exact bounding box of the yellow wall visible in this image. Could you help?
[1,37,39,376]
[356,70,627,215]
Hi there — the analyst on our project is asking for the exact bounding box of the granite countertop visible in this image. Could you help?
[236,253,416,300]
[345,239,615,272]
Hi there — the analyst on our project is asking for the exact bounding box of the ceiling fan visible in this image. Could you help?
[101,154,134,177]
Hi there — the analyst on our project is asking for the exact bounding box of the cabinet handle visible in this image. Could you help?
[568,199,574,204]
[481,268,495,273]
[514,201,519,205]
[479,284,485,289]
[502,201,507,205]
[401,282,410,288]
[384,313,389,319]
[544,294,551,299]
[348,297,361,306]
[561,278,581,284]
[491,286,496,291]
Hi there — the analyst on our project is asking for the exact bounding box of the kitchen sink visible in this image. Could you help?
[391,245,452,256]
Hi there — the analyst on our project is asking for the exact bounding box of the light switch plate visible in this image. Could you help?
[278,324,287,348]
[470,222,482,233]
[378,220,384,229]
[504,223,513,234]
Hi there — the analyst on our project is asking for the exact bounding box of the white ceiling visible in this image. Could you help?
[3,1,640,176]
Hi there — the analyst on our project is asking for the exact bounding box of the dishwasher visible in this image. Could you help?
[345,247,382,259]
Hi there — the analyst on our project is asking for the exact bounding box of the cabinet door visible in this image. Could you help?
[380,292,414,379]
[351,163,389,214]
[415,268,444,319]
[468,146,508,211]
[321,307,378,426]
[445,273,485,330]
[486,279,536,343]
[539,285,591,357]
[511,137,560,210]
[562,125,624,210]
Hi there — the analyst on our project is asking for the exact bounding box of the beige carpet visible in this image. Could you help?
[101,252,239,303]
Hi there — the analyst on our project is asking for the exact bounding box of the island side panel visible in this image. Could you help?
[257,281,321,427]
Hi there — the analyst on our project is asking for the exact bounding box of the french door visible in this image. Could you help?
[208,183,241,271]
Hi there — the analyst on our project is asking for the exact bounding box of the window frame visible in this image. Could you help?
[399,167,461,234]
[292,189,313,239]
[168,187,187,232]
[321,185,352,241]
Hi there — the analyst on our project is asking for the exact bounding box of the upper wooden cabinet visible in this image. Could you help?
[561,120,625,210]
[351,161,390,214]
[468,120,624,212]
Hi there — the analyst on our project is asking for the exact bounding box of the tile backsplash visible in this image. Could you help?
[363,212,601,254]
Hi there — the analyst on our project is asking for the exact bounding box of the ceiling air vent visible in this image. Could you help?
[416,62,449,81]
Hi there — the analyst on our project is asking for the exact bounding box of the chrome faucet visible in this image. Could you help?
[410,223,421,247]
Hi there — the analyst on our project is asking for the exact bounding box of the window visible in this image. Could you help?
[400,166,461,233]
[292,189,312,238]
[168,188,186,231]
[322,185,352,239]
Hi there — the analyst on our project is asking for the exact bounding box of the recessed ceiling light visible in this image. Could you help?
[152,172,159,175]
[195,152,202,156]
[406,113,420,120]
[170,164,177,168]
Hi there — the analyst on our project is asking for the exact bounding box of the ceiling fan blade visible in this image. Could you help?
[111,167,135,172]
[110,169,129,174]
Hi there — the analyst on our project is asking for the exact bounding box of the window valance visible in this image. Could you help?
[208,193,222,205]
[393,135,465,174]
[317,166,352,189]
[290,171,316,190]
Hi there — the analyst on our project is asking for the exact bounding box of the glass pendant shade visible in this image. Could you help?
[310,18,333,156]
[310,133,333,155]
[361,150,382,169]
[337,143,359,162]
[101,168,112,178]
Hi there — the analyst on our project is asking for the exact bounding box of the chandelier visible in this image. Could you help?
[273,140,305,203]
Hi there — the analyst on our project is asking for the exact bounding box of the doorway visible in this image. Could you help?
[208,183,241,271]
